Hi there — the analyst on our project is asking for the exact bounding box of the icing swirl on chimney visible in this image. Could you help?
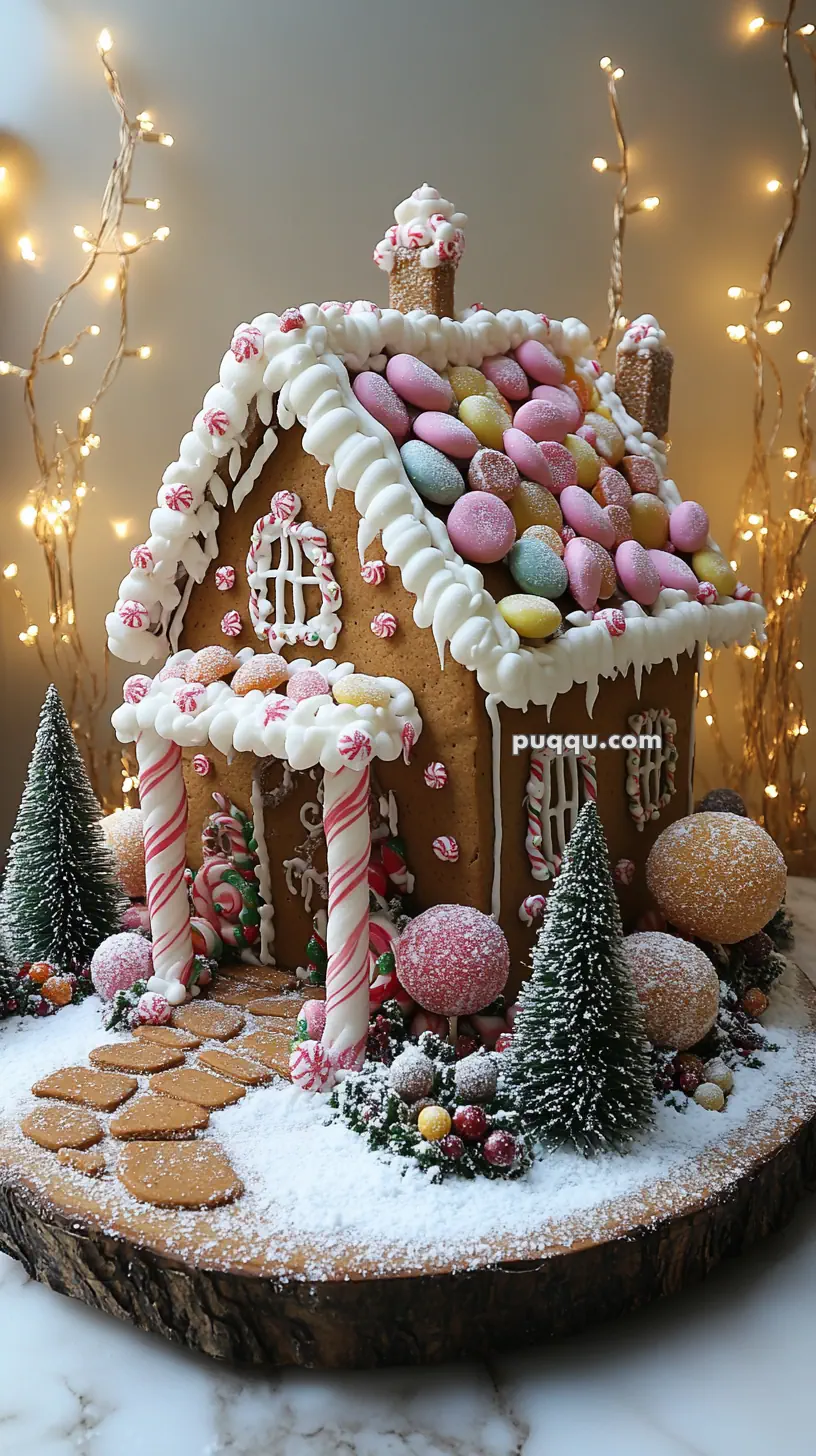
[373,184,467,273]
[617,314,667,356]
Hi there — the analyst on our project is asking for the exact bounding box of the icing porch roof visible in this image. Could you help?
[106,305,765,713]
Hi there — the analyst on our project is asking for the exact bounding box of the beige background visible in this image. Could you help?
[0,0,814,850]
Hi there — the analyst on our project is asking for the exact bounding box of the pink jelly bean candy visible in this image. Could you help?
[564,538,602,611]
[413,411,480,460]
[615,540,661,606]
[502,428,554,489]
[530,384,583,433]
[538,441,579,492]
[286,669,330,701]
[604,503,633,545]
[352,372,410,440]
[447,492,517,564]
[513,399,568,444]
[669,499,710,553]
[385,354,453,411]
[559,485,615,549]
[513,338,566,386]
[480,354,530,401]
[647,549,700,594]
[301,999,327,1039]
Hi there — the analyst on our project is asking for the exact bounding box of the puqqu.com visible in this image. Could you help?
[511,733,662,754]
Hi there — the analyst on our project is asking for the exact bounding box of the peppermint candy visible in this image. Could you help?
[230,325,263,362]
[360,559,386,586]
[337,729,373,764]
[192,754,212,776]
[385,225,398,247]
[289,1038,335,1093]
[401,721,416,765]
[220,610,243,638]
[594,607,627,637]
[370,611,397,639]
[117,599,149,629]
[406,222,426,249]
[130,544,153,570]
[279,308,305,334]
[270,489,298,523]
[123,674,152,704]
[697,581,717,605]
[135,992,171,1027]
[432,836,459,863]
[173,681,206,714]
[734,581,753,601]
[163,483,194,512]
[320,300,345,312]
[423,761,448,789]
[215,565,236,592]
[613,858,636,887]
[263,695,291,726]
[203,408,230,438]
[519,893,547,926]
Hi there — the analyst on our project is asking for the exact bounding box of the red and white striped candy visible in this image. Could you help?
[130,544,153,570]
[220,610,242,638]
[135,991,171,1026]
[173,681,206,714]
[370,611,397,639]
[360,560,386,586]
[401,721,416,765]
[289,1039,335,1092]
[423,762,448,789]
[734,581,753,601]
[123,674,152,704]
[279,308,305,334]
[697,581,717,605]
[519,893,547,925]
[203,408,230,438]
[338,729,373,764]
[192,754,212,776]
[271,490,298,523]
[613,858,636,887]
[215,565,235,591]
[432,836,459,863]
[136,730,194,994]
[118,599,149,629]
[594,607,627,637]
[162,484,194,512]
[231,325,262,362]
[263,695,292,725]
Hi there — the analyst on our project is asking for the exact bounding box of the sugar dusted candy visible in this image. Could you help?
[538,441,579,492]
[386,354,453,410]
[481,354,530,401]
[498,592,561,639]
[559,486,615,548]
[468,447,519,500]
[457,395,508,450]
[563,433,601,487]
[670,499,710,553]
[400,440,465,505]
[352,371,410,440]
[502,428,554,489]
[447,365,491,403]
[647,549,699,594]
[510,479,562,534]
[447,492,517,564]
[508,537,569,599]
[513,338,565,385]
[630,493,670,549]
[620,455,660,495]
[604,503,633,545]
[412,411,479,460]
[579,537,617,598]
[513,398,568,444]
[615,539,661,606]
[563,538,602,611]
[333,673,391,709]
[522,523,564,557]
[592,466,632,509]
[691,550,737,598]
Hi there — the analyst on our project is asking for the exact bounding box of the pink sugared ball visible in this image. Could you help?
[352,372,410,440]
[647,549,699,594]
[564,538,602,611]
[615,539,661,606]
[90,931,152,1001]
[513,398,568,445]
[121,903,151,933]
[386,354,453,411]
[531,384,583,433]
[301,998,327,1039]
[413,411,480,459]
[447,492,517,564]
[135,991,171,1026]
[560,486,615,548]
[396,905,509,1017]
[502,428,554,489]
[669,500,710,553]
[538,441,579,493]
[513,339,565,385]
[483,1130,518,1167]
[468,448,520,500]
[481,354,530,400]
[286,669,330,702]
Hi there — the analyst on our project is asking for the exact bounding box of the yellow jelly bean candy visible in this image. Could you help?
[498,593,562,639]
[589,386,601,410]
[448,366,491,404]
[483,378,514,419]
[584,410,626,465]
[522,523,564,557]
[333,673,391,709]
[630,492,669,549]
[564,433,602,487]
[595,403,613,421]
[458,395,509,451]
[417,1105,452,1142]
[510,479,563,534]
[691,550,738,598]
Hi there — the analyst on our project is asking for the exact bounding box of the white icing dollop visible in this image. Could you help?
[617,313,668,356]
[373,183,467,273]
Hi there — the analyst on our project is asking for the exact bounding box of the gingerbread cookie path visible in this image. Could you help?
[19,965,302,1211]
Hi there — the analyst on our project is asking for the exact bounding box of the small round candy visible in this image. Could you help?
[286,669,330,702]
[232,653,290,695]
[184,646,238,685]
[670,500,710,553]
[483,1131,518,1168]
[502,428,554,489]
[389,1048,435,1101]
[510,479,563,534]
[508,537,568,599]
[742,986,770,1018]
[704,1057,734,1094]
[646,813,787,944]
[604,503,633,545]
[468,447,519,500]
[352,372,410,440]
[498,593,562,638]
[630,493,669,549]
[458,395,509,450]
[453,1055,498,1104]
[452,1103,488,1141]
[333,673,390,709]
[400,440,465,505]
[513,398,567,444]
[440,1133,465,1160]
[135,991,172,1027]
[522,523,564,557]
[647,549,699,594]
[694,1083,726,1112]
[563,433,601,487]
[563,538,602,611]
[538,441,579,493]
[447,365,491,403]
[691,550,737,598]
[447,492,517,564]
[624,931,720,1049]
[481,354,530,400]
[578,537,617,598]
[559,486,615,548]
[42,975,72,1007]
[413,411,479,460]
[514,338,565,385]
[615,539,661,606]
[698,787,747,816]
[386,354,453,410]
[417,1106,452,1142]
[91,932,153,1001]
[582,411,626,465]
[593,466,632,509]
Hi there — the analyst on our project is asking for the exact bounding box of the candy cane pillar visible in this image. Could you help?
[136,728,194,1005]
[320,763,372,1068]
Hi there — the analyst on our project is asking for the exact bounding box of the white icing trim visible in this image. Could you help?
[250,770,276,965]
[486,694,503,920]
[246,491,342,651]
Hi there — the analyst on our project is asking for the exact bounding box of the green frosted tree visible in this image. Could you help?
[507,799,653,1156]
[0,686,125,972]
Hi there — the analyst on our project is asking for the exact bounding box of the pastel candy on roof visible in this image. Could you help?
[563,433,601,487]
[352,372,410,440]
[559,486,615,548]
[593,466,632,509]
[513,398,569,444]
[616,540,661,606]
[448,366,492,403]
[648,549,700,593]
[630,493,670,549]
[605,502,634,545]
[579,537,617,599]
[563,538,602,612]
[508,537,569,600]
[538,441,579,492]
[447,493,517,565]
[670,500,710,552]
[513,339,565,385]
[386,354,453,410]
[498,594,562,639]
[481,354,530,400]
[458,395,509,450]
[531,384,583,434]
[413,411,480,459]
[502,428,555,489]
[510,480,563,534]
[468,448,520,500]
[400,440,465,505]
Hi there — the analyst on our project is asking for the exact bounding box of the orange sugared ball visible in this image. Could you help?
[646,812,787,945]
[743,986,770,1019]
[417,1105,452,1142]
[28,962,54,985]
[102,808,146,899]
[624,931,720,1049]
[42,975,73,1007]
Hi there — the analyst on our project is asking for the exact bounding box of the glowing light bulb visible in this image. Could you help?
[592,157,609,173]
[97,28,113,53]
[138,345,152,359]
[699,688,709,698]
[777,299,791,312]
[748,15,765,32]
[741,529,754,541]
[27,623,38,638]
[612,67,624,80]
[743,644,760,659]
[18,236,36,262]
[800,722,809,735]
[121,231,138,248]
[640,195,660,211]
[19,504,37,528]
[0,361,10,374]
[73,224,91,240]
[89,324,101,336]
[782,446,798,458]
[727,286,746,299]
[747,513,763,526]
[81,241,94,253]
[764,318,783,334]
[78,406,92,423]
[766,178,782,193]
[798,23,815,35]
[797,350,814,364]
[599,56,612,70]
[103,275,117,292]
[704,649,714,662]
[730,559,738,570]
[79,444,90,458]
[112,520,130,539]
[62,353,74,366]
[136,111,153,131]
[727,324,747,341]
[789,507,809,521]
[75,484,87,499]
[764,783,779,799]
[795,660,804,669]
[145,197,160,210]
[3,563,18,579]
[152,226,170,241]
[0,166,7,185]
[705,714,714,726]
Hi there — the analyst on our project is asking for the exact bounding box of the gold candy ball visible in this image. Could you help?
[417,1105,452,1142]
[102,808,145,899]
[646,813,787,944]
[694,1082,726,1112]
[624,931,720,1050]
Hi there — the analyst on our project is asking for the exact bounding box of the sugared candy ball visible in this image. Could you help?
[579,538,617,598]
[615,540,661,606]
[563,433,602,487]
[448,366,490,403]
[605,503,633,546]
[539,441,579,493]
[388,1047,436,1101]
[678,1069,702,1096]
[27,962,54,985]
[498,593,562,639]
[698,787,747,816]
[646,813,787,944]
[704,1057,734,1094]
[481,354,530,400]
[102,808,145,899]
[413,411,479,460]
[508,538,568,599]
[352,372,410,440]
[670,500,710,553]
[624,931,720,1050]
[333,673,391,709]
[417,1105,452,1142]
[494,1031,514,1053]
[514,338,565,385]
[522,523,564,557]
[559,486,615,548]
[232,653,290,695]
[742,986,770,1019]
[400,440,465,505]
[386,354,453,411]
[510,479,562,534]
[396,905,509,1016]
[694,1082,726,1112]
[563,538,602,611]
[483,1131,518,1167]
[439,1133,465,1160]
[458,395,509,451]
[447,492,517,564]
[533,385,583,433]
[502,428,555,489]
[301,998,327,1040]
[690,550,737,598]
[286,669,330,702]
[647,549,699,594]
[514,398,568,445]
[42,975,73,1007]
[468,448,519,500]
[621,455,660,494]
[135,991,172,1026]
[630,493,670,549]
[740,930,773,967]
[90,931,153,1001]
[454,1053,498,1104]
[452,1103,488,1142]
[184,645,238,685]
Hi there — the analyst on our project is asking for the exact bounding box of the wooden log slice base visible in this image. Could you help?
[1,969,816,1371]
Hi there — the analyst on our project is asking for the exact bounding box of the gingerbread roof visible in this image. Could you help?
[106,301,765,713]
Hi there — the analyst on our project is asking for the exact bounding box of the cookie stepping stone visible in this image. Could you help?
[31,1065,138,1112]
[133,1024,202,1050]
[57,1146,107,1178]
[110,1093,210,1141]
[245,995,304,1019]
[236,1030,293,1078]
[197,1047,273,1086]
[89,1042,186,1074]
[171,1004,245,1042]
[149,1067,246,1109]
[21,1105,103,1152]
[117,1140,243,1209]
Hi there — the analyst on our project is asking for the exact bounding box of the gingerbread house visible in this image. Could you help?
[106,183,764,1070]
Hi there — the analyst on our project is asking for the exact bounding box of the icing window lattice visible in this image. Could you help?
[625,707,678,830]
[246,490,342,652]
[524,746,597,884]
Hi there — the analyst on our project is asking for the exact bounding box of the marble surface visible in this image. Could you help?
[1,878,815,1456]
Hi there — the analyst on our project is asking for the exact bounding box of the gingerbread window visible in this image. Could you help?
[524,747,597,882]
[625,707,678,830]
[246,489,342,652]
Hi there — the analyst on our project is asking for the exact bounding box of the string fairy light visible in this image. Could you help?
[0,27,172,806]
[592,56,662,354]
[702,1,816,868]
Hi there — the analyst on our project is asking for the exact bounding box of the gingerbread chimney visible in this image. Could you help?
[373,183,467,318]
[614,314,674,439]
